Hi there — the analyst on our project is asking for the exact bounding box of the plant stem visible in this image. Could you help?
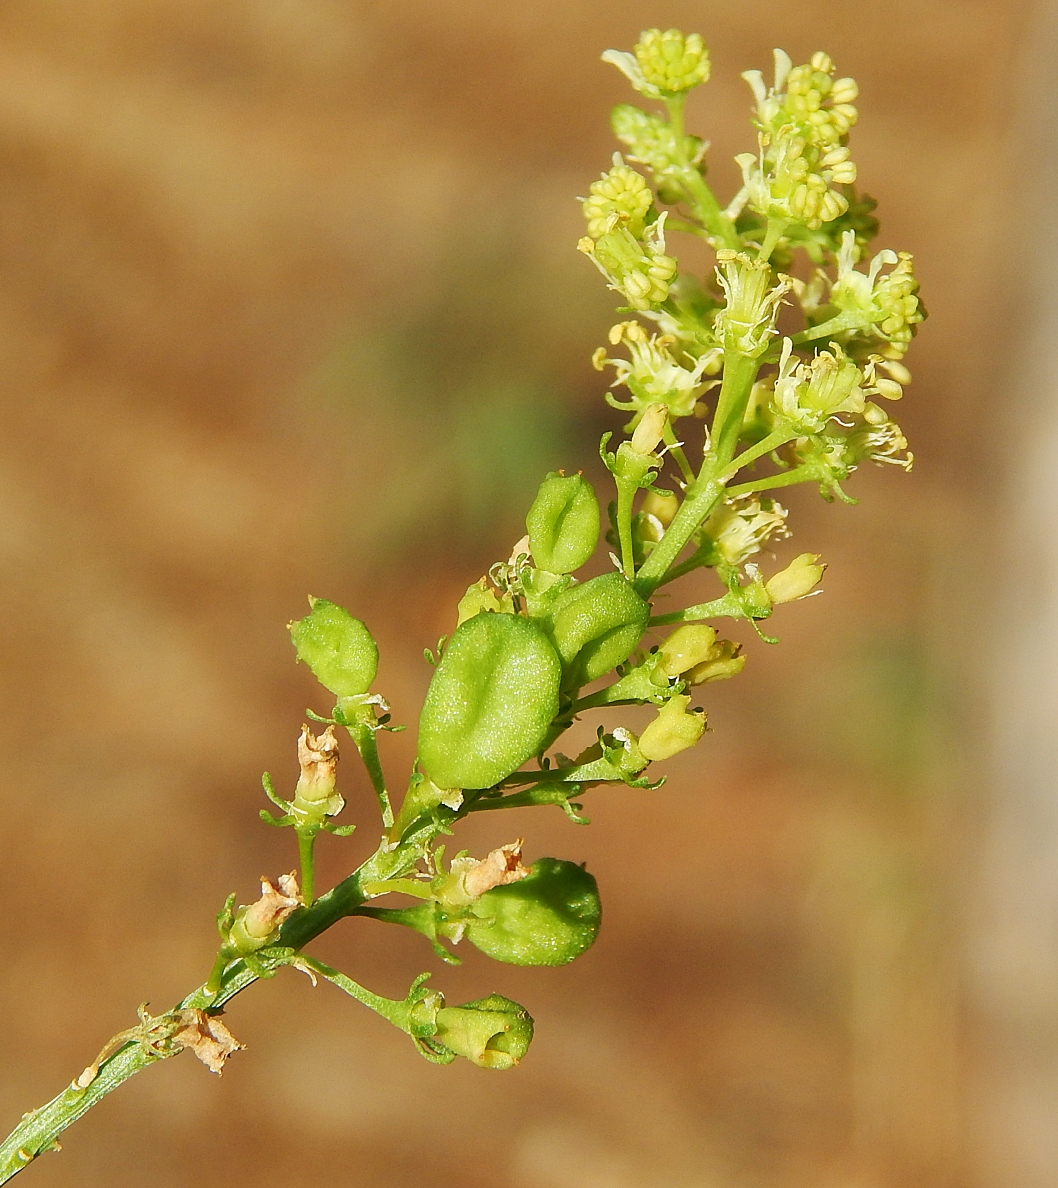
[757,218,788,262]
[650,547,707,587]
[634,353,759,595]
[300,958,415,1030]
[0,958,258,1185]
[633,468,721,597]
[346,716,394,828]
[665,98,740,250]
[297,829,316,906]
[724,463,816,498]
[0,818,446,1182]
[648,591,743,626]
[711,351,761,468]
[789,309,865,345]
[615,475,637,577]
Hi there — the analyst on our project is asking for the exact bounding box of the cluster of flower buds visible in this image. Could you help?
[830,231,924,357]
[579,221,677,312]
[657,624,745,685]
[579,158,678,310]
[736,50,859,231]
[581,157,654,240]
[602,28,711,100]
[611,104,704,204]
[593,320,721,425]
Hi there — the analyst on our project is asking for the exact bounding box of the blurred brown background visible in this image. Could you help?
[0,1,1042,1185]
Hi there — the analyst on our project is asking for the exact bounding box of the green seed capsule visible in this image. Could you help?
[465,857,601,966]
[432,994,534,1070]
[526,472,600,574]
[289,597,378,698]
[418,612,561,790]
[547,571,649,688]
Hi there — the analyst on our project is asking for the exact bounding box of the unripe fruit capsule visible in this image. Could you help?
[546,571,649,689]
[417,612,561,791]
[289,598,378,699]
[465,857,601,966]
[526,473,600,575]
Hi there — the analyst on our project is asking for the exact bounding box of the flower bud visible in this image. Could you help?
[465,857,602,966]
[432,995,534,1070]
[289,598,378,700]
[526,473,600,575]
[685,639,745,685]
[764,553,826,604]
[581,159,653,240]
[418,612,561,791]
[630,402,668,456]
[642,487,679,527]
[657,625,718,677]
[638,694,706,761]
[546,571,649,689]
[611,104,702,186]
[579,223,677,311]
[633,28,711,94]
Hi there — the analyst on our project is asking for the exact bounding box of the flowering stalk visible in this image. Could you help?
[0,25,922,1182]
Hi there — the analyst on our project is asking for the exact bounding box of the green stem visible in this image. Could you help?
[0,956,259,1185]
[662,217,710,239]
[757,218,788,262]
[719,428,797,483]
[651,546,708,588]
[297,829,316,907]
[666,98,740,250]
[615,476,637,577]
[0,818,448,1182]
[205,948,233,998]
[346,716,394,829]
[633,468,721,597]
[648,591,744,626]
[724,463,817,498]
[300,957,417,1032]
[633,353,759,596]
[789,309,866,346]
[711,351,762,468]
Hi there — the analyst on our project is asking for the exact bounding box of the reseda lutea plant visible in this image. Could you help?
[0,27,922,1180]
